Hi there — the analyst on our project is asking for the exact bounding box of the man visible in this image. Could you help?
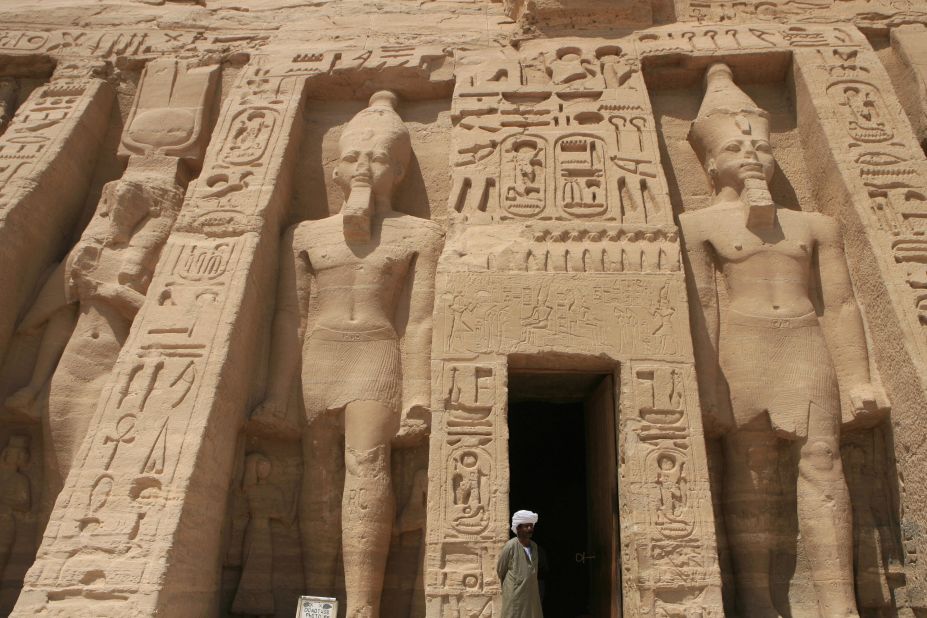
[680,63,888,617]
[496,510,543,618]
[253,91,443,617]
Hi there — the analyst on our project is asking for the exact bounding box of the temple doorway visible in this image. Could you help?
[508,371,620,618]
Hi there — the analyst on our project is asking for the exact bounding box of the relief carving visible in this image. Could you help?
[680,63,890,617]
[253,91,443,617]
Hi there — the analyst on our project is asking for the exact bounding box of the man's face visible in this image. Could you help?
[334,129,403,203]
[709,135,775,191]
[516,523,534,540]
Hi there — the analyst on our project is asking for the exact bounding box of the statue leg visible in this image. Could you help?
[723,427,781,617]
[342,399,398,618]
[794,402,859,618]
[301,413,343,596]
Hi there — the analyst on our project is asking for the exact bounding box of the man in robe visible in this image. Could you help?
[496,510,543,618]
[253,91,443,617]
[680,63,889,617]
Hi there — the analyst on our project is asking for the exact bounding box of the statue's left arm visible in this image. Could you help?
[397,225,444,443]
[816,216,889,426]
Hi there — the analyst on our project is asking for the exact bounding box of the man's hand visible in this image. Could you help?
[846,383,890,429]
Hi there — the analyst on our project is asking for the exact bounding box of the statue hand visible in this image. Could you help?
[393,404,430,447]
[847,383,890,429]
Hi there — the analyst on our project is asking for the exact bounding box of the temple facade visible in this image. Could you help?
[0,0,925,616]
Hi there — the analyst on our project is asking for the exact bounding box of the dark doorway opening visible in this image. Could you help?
[508,371,620,618]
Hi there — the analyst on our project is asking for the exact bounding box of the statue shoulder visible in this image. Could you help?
[384,214,445,243]
[785,209,841,240]
[678,207,720,242]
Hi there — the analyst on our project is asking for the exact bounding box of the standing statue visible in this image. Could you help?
[253,91,443,617]
[231,452,295,617]
[679,63,889,617]
[6,178,182,492]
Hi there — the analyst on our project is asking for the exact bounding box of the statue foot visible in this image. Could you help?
[347,606,374,618]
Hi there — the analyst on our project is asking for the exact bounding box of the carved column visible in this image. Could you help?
[793,44,927,609]
[12,59,308,616]
[425,40,723,617]
[0,66,112,367]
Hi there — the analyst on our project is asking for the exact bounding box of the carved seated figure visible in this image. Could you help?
[679,63,889,618]
[253,91,443,617]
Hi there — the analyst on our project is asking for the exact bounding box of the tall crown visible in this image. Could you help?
[341,90,411,163]
[688,63,770,166]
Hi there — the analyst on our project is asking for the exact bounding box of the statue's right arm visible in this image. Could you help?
[679,215,722,430]
[256,226,306,418]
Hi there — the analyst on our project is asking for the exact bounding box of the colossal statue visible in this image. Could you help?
[253,90,443,617]
[680,63,890,617]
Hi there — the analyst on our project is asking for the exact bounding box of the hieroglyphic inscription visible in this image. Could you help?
[622,363,722,616]
[23,235,245,600]
[449,41,671,225]
[436,272,688,358]
[178,61,305,235]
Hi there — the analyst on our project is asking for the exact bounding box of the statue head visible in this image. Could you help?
[243,452,272,487]
[334,91,411,241]
[688,64,774,196]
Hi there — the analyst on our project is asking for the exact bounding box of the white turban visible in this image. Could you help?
[511,510,539,535]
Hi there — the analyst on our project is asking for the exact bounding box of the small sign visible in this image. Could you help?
[296,596,338,618]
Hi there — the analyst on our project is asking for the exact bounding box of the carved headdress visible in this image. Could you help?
[340,91,411,242]
[340,90,411,173]
[687,63,770,167]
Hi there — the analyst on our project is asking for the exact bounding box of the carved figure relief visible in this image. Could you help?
[0,436,29,582]
[680,63,890,617]
[230,452,296,616]
[252,91,443,617]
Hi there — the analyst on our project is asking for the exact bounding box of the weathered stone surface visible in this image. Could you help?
[0,1,924,617]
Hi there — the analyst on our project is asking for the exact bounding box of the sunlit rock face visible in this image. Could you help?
[0,1,925,617]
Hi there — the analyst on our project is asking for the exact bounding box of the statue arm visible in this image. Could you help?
[816,217,889,424]
[680,217,725,432]
[396,228,443,442]
[257,226,305,416]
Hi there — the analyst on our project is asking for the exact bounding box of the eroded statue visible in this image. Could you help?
[6,177,183,494]
[680,63,890,617]
[253,91,443,617]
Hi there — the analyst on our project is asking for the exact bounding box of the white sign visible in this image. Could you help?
[296,596,338,618]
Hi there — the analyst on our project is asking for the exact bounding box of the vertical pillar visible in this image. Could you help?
[12,59,308,616]
[425,40,722,617]
[0,66,112,366]
[793,44,927,609]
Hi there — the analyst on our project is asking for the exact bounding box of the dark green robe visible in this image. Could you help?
[496,537,543,618]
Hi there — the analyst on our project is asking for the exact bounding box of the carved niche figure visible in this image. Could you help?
[0,436,29,580]
[253,91,443,617]
[3,59,216,499]
[679,63,890,617]
[230,452,295,617]
[5,178,182,488]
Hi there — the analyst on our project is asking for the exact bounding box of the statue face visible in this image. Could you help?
[334,128,406,204]
[709,135,774,191]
